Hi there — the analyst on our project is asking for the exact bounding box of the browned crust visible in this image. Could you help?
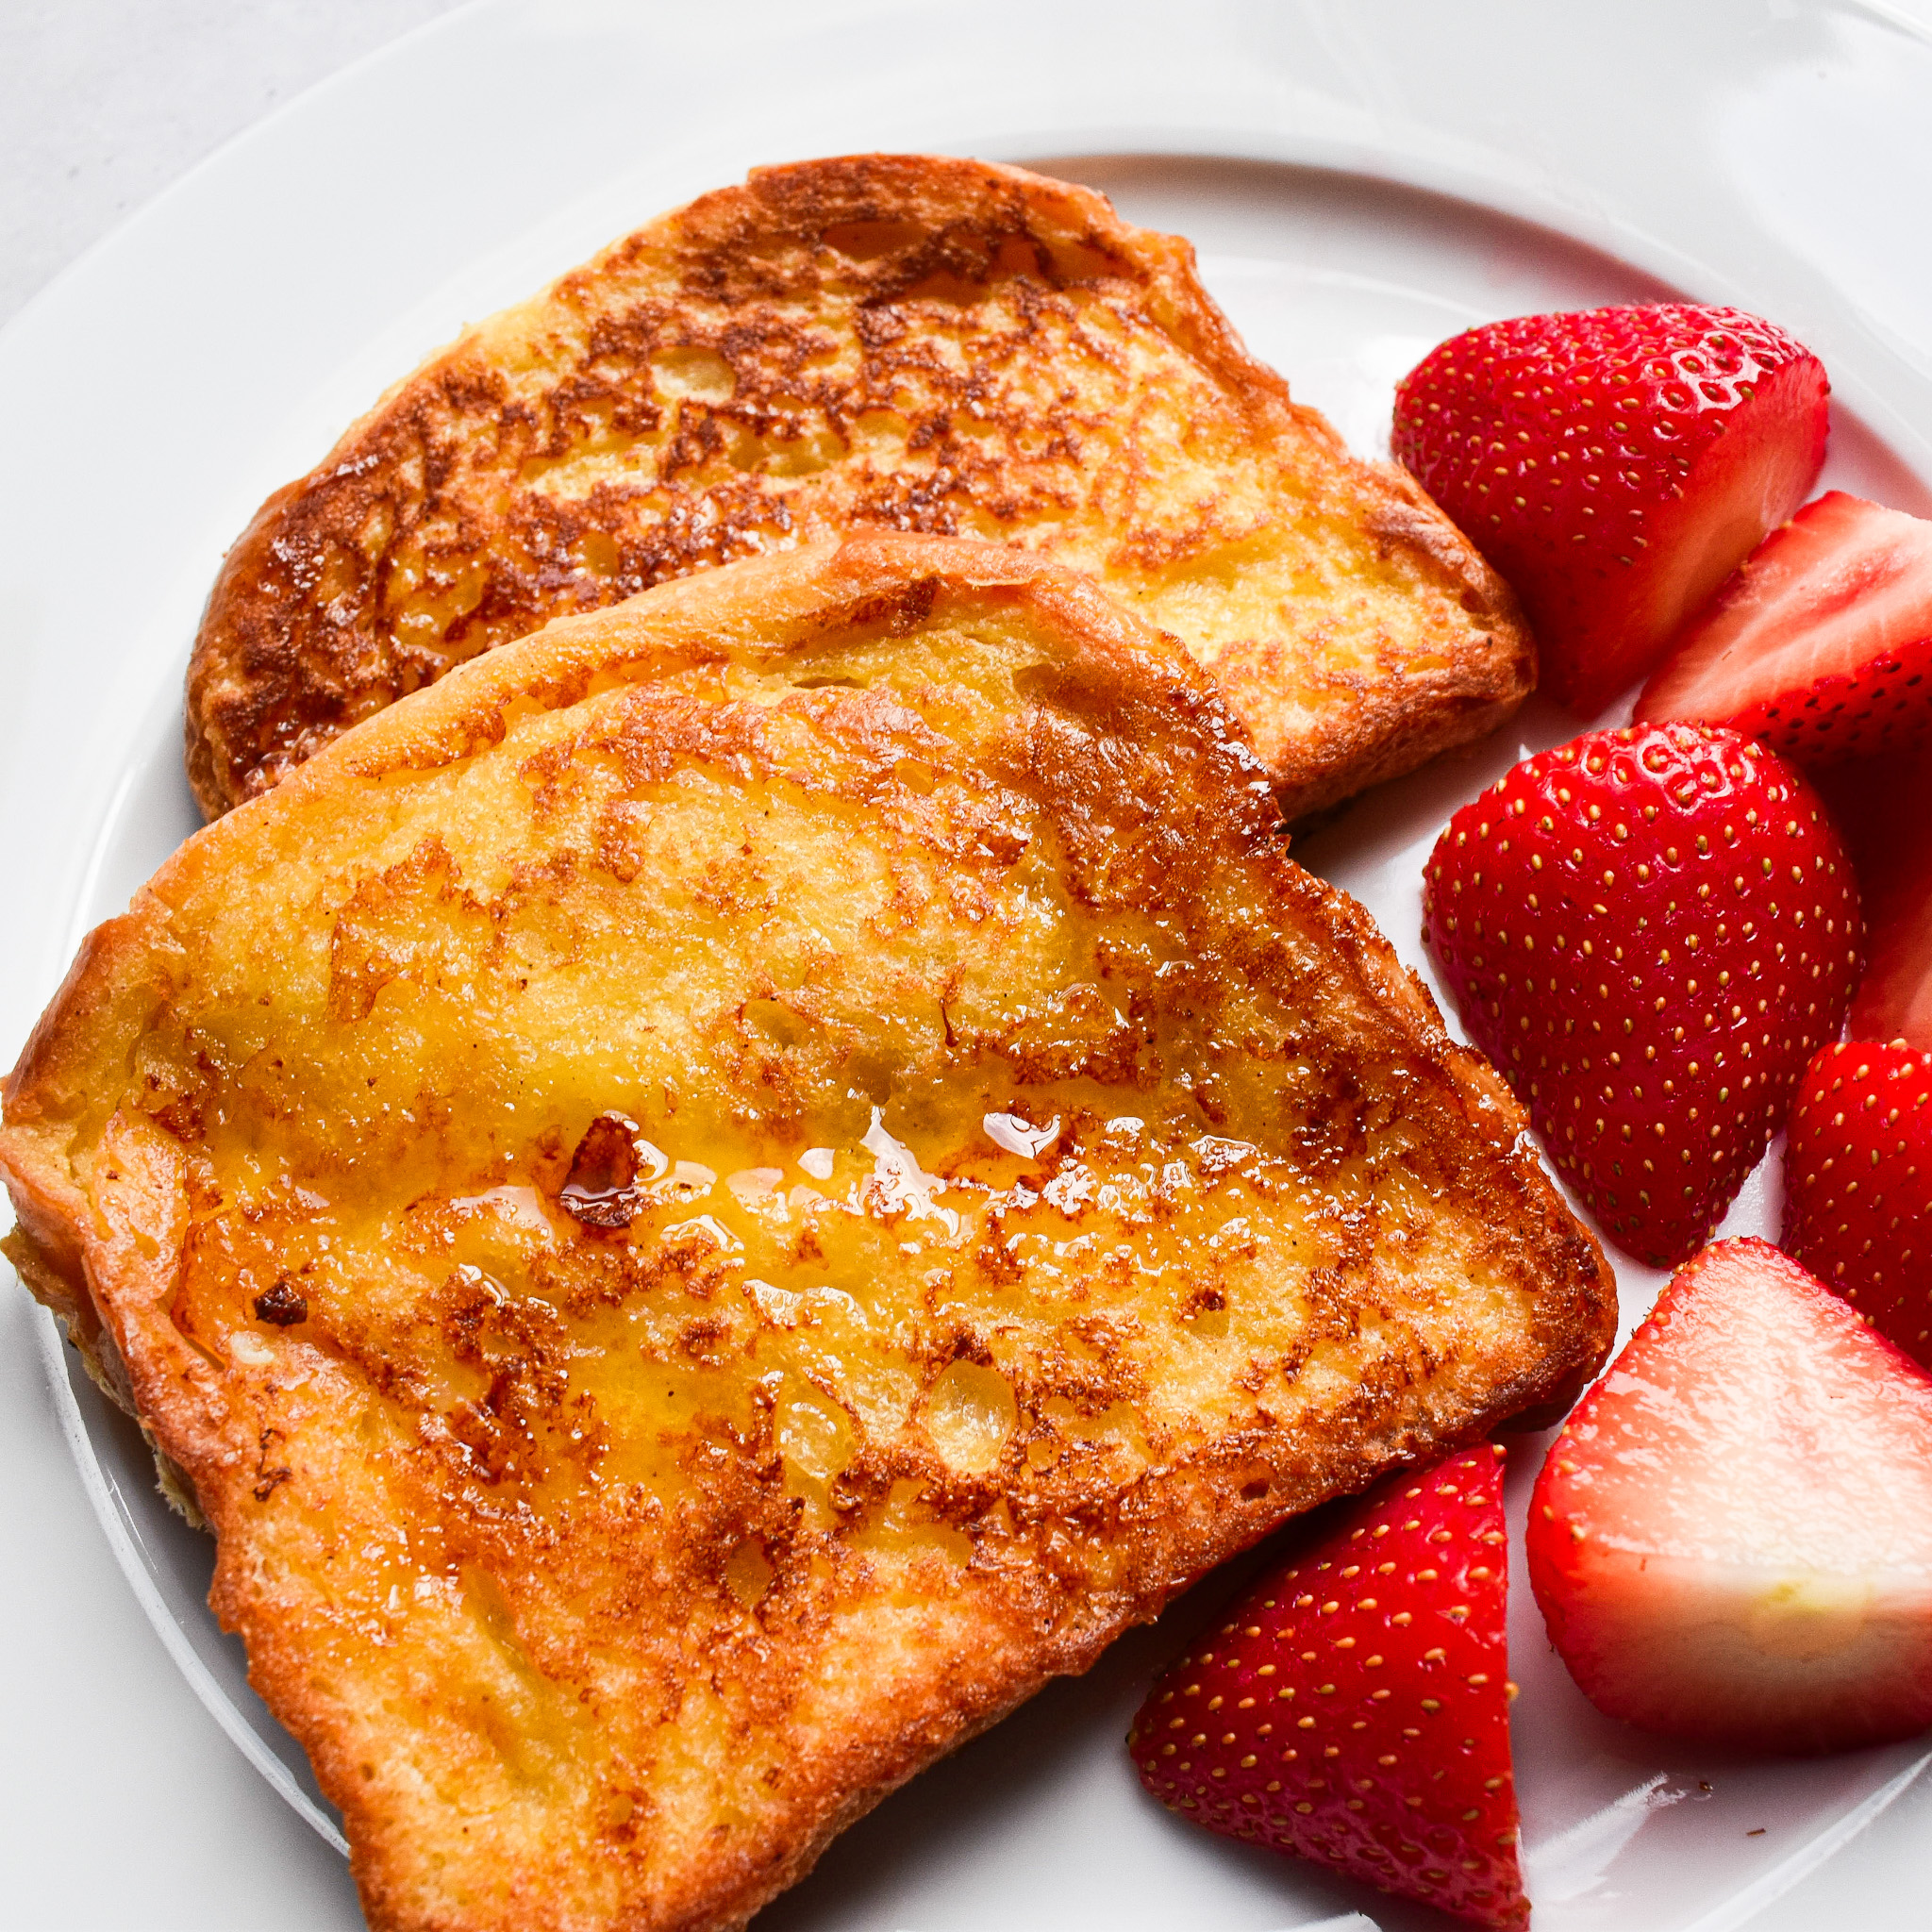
[185,151,1531,824]
[14,534,1596,1932]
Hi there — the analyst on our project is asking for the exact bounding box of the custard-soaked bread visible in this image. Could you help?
[7,537,1606,1932]
[186,152,1532,822]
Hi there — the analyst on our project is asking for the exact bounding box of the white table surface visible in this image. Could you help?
[7,6,1932,1928]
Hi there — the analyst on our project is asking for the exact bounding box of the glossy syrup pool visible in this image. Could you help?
[44,155,1932,1931]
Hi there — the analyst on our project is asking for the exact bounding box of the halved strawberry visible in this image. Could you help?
[1129,1443,1524,1929]
[1422,723,1860,1268]
[1393,305,1828,714]
[1638,491,1932,764]
[1857,859,1932,1051]
[1784,1041,1932,1366]
[1815,747,1932,1048]
[1528,1237,1932,1755]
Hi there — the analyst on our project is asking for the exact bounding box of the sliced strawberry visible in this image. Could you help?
[1129,1442,1525,1931]
[1814,747,1932,1048]
[1422,723,1860,1268]
[1783,1041,1932,1366]
[1394,305,1828,715]
[1528,1236,1932,1755]
[1857,863,1932,1051]
[1638,491,1932,764]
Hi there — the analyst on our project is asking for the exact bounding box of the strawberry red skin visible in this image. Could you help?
[1394,305,1828,715]
[1422,723,1861,1268]
[1784,1041,1932,1366]
[1128,1443,1524,1931]
[1852,833,1932,1051]
[1529,1237,1932,1754]
[1814,748,1932,1049]
[1639,491,1932,766]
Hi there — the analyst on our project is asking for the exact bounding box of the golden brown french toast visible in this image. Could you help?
[185,152,1532,823]
[7,535,1606,1932]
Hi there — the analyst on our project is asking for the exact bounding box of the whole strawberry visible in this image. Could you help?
[1784,1041,1932,1367]
[1128,1443,1524,1931]
[1394,305,1828,714]
[1423,723,1860,1268]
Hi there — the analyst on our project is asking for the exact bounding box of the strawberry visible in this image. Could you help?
[1128,1442,1525,1931]
[1783,1041,1932,1367]
[1814,747,1932,1048]
[1421,722,1860,1268]
[1855,847,1932,1051]
[1393,305,1828,714]
[1639,491,1932,764]
[1527,1237,1932,1754]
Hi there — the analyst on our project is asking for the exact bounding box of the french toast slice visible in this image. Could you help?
[185,152,1533,823]
[6,535,1607,1932]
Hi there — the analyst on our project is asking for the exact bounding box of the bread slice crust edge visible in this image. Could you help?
[184,152,1533,824]
[17,534,1596,1932]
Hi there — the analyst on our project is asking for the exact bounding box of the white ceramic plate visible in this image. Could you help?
[9,4,1932,1926]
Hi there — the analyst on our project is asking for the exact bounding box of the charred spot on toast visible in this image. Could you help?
[253,1277,308,1326]
[558,1113,649,1229]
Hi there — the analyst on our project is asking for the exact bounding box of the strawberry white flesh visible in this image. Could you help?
[1640,491,1932,764]
[1528,1238,1932,1755]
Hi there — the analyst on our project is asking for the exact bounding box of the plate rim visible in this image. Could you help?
[9,3,1932,1924]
